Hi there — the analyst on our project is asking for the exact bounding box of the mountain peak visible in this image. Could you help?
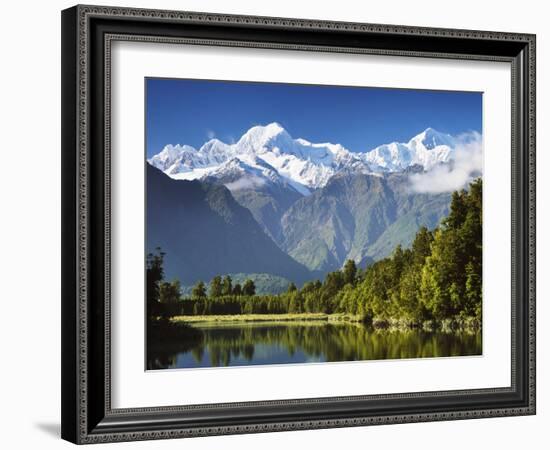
[410,128,455,150]
[363,128,456,172]
[259,121,286,135]
[148,144,196,172]
[199,138,230,153]
[202,137,225,146]
[237,122,291,149]
[264,121,285,133]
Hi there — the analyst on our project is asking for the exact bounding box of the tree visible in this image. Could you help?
[146,248,165,320]
[343,259,357,286]
[209,275,222,298]
[399,267,424,321]
[445,189,468,230]
[232,283,242,296]
[222,275,233,296]
[390,245,405,282]
[324,271,345,296]
[465,261,481,318]
[242,279,256,296]
[192,280,207,299]
[412,226,433,266]
[420,228,457,319]
[288,290,303,313]
[304,292,315,312]
[301,281,317,294]
[159,280,181,304]
[287,282,297,293]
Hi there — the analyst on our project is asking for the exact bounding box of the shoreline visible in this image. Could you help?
[171,313,362,324]
[169,313,481,331]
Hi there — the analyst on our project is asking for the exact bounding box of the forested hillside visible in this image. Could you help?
[149,179,482,327]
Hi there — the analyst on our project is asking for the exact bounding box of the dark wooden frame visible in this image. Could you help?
[61,4,536,444]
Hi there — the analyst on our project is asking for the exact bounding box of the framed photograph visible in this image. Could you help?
[61,5,536,444]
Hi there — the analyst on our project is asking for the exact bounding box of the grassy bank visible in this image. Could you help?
[169,313,481,332]
[171,313,363,324]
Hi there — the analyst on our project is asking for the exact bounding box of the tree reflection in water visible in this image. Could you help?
[147,321,481,370]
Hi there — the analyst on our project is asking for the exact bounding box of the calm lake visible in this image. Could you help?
[147,321,482,370]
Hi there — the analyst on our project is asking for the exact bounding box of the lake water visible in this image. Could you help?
[147,321,482,370]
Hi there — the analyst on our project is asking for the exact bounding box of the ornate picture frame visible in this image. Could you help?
[61,5,535,444]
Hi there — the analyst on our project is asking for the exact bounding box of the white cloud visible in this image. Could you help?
[225,175,266,192]
[409,132,482,194]
[206,129,216,140]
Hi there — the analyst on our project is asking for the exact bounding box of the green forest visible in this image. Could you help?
[148,178,482,328]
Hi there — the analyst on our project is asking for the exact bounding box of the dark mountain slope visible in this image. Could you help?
[147,164,312,285]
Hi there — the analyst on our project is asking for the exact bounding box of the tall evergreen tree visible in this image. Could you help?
[445,189,468,230]
[210,275,222,298]
[192,280,207,298]
[146,247,165,320]
[465,261,482,319]
[232,283,242,296]
[411,226,433,266]
[343,259,358,286]
[324,271,345,296]
[222,275,233,296]
[159,280,181,304]
[391,245,405,282]
[243,279,256,296]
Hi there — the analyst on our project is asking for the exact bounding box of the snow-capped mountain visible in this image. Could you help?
[362,128,456,172]
[148,122,460,194]
[148,123,371,194]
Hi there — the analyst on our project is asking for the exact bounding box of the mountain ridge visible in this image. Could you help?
[148,123,470,194]
[279,171,451,272]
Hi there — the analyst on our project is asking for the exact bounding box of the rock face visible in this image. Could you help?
[279,172,451,272]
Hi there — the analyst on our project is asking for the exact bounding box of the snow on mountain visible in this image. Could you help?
[148,144,197,172]
[363,128,456,172]
[205,156,276,187]
[148,122,369,193]
[148,123,463,195]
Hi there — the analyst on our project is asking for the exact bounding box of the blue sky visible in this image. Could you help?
[146,78,482,158]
